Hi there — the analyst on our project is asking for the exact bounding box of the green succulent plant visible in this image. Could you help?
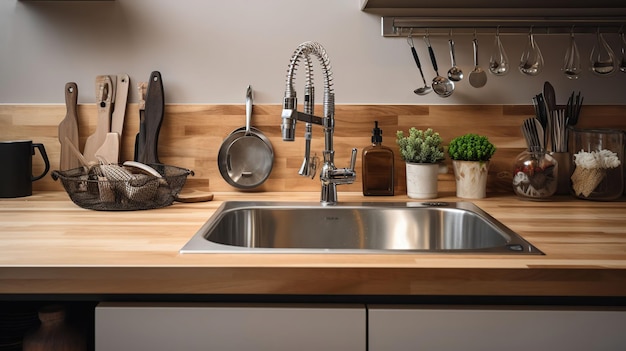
[396,128,445,164]
[448,133,496,162]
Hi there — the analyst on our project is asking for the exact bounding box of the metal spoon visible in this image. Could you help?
[407,34,432,95]
[469,37,487,88]
[424,36,454,97]
[447,38,463,81]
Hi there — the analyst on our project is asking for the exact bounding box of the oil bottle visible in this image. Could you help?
[362,121,394,196]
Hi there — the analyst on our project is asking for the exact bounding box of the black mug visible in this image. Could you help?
[0,140,50,198]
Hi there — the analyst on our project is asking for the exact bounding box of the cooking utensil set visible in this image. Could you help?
[408,31,626,97]
[58,72,167,169]
[60,74,129,169]
[528,81,584,153]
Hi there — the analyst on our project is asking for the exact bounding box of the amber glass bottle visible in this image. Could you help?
[362,121,394,196]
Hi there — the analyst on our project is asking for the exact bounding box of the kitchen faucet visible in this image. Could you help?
[281,41,357,205]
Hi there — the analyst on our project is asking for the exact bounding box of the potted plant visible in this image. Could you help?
[448,133,496,199]
[396,128,445,199]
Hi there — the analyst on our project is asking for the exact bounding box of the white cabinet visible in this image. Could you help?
[368,305,626,351]
[96,302,366,351]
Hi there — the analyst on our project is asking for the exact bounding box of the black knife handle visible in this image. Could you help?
[141,71,164,164]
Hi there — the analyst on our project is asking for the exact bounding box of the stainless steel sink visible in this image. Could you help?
[180,201,543,254]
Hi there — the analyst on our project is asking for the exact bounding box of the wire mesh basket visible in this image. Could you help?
[51,164,193,211]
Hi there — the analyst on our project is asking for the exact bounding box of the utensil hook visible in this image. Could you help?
[496,26,501,37]
[407,29,414,48]
[423,29,431,47]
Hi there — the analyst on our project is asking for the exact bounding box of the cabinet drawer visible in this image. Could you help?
[368,305,626,351]
[96,302,365,351]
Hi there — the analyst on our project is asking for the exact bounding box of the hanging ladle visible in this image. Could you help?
[563,26,582,79]
[447,30,463,81]
[407,32,432,96]
[590,27,616,76]
[519,27,544,76]
[424,35,454,97]
[489,27,510,76]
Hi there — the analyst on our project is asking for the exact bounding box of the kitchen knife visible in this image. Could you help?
[134,82,147,162]
[83,75,114,163]
[58,82,80,170]
[140,71,164,164]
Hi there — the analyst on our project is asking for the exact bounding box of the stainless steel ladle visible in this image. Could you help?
[447,31,463,81]
[407,33,432,95]
[424,35,454,97]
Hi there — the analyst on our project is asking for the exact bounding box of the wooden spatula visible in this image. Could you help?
[58,82,80,170]
[83,75,114,163]
[95,74,130,164]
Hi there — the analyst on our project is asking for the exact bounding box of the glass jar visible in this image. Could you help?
[513,147,558,200]
[569,128,624,200]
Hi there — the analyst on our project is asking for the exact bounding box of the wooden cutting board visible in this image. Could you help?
[57,82,80,170]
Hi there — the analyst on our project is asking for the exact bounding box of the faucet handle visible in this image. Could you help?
[349,148,357,171]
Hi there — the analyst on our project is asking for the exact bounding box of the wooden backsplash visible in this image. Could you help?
[3,104,626,195]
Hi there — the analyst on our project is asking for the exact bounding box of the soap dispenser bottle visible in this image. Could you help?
[362,121,394,196]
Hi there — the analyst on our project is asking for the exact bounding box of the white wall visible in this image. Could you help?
[1,0,625,105]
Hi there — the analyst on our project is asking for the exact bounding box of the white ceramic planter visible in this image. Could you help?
[405,162,439,199]
[452,160,489,199]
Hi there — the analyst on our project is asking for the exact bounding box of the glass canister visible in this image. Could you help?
[513,147,558,200]
[569,128,624,200]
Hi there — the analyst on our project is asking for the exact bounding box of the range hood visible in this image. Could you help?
[361,0,626,37]
[360,0,626,17]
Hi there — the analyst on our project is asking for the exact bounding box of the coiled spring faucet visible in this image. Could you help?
[281,41,357,205]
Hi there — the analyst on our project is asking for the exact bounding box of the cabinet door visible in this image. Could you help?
[96,302,365,351]
[368,305,626,351]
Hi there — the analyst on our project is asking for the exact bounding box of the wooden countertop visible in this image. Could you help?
[1,191,625,297]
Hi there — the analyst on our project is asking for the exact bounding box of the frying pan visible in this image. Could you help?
[217,85,274,189]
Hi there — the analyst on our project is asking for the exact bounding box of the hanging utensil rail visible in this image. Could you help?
[382,17,626,37]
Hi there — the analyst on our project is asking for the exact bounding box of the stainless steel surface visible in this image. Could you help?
[281,41,356,205]
[180,201,543,254]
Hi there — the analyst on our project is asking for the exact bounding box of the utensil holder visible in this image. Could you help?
[513,147,558,200]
